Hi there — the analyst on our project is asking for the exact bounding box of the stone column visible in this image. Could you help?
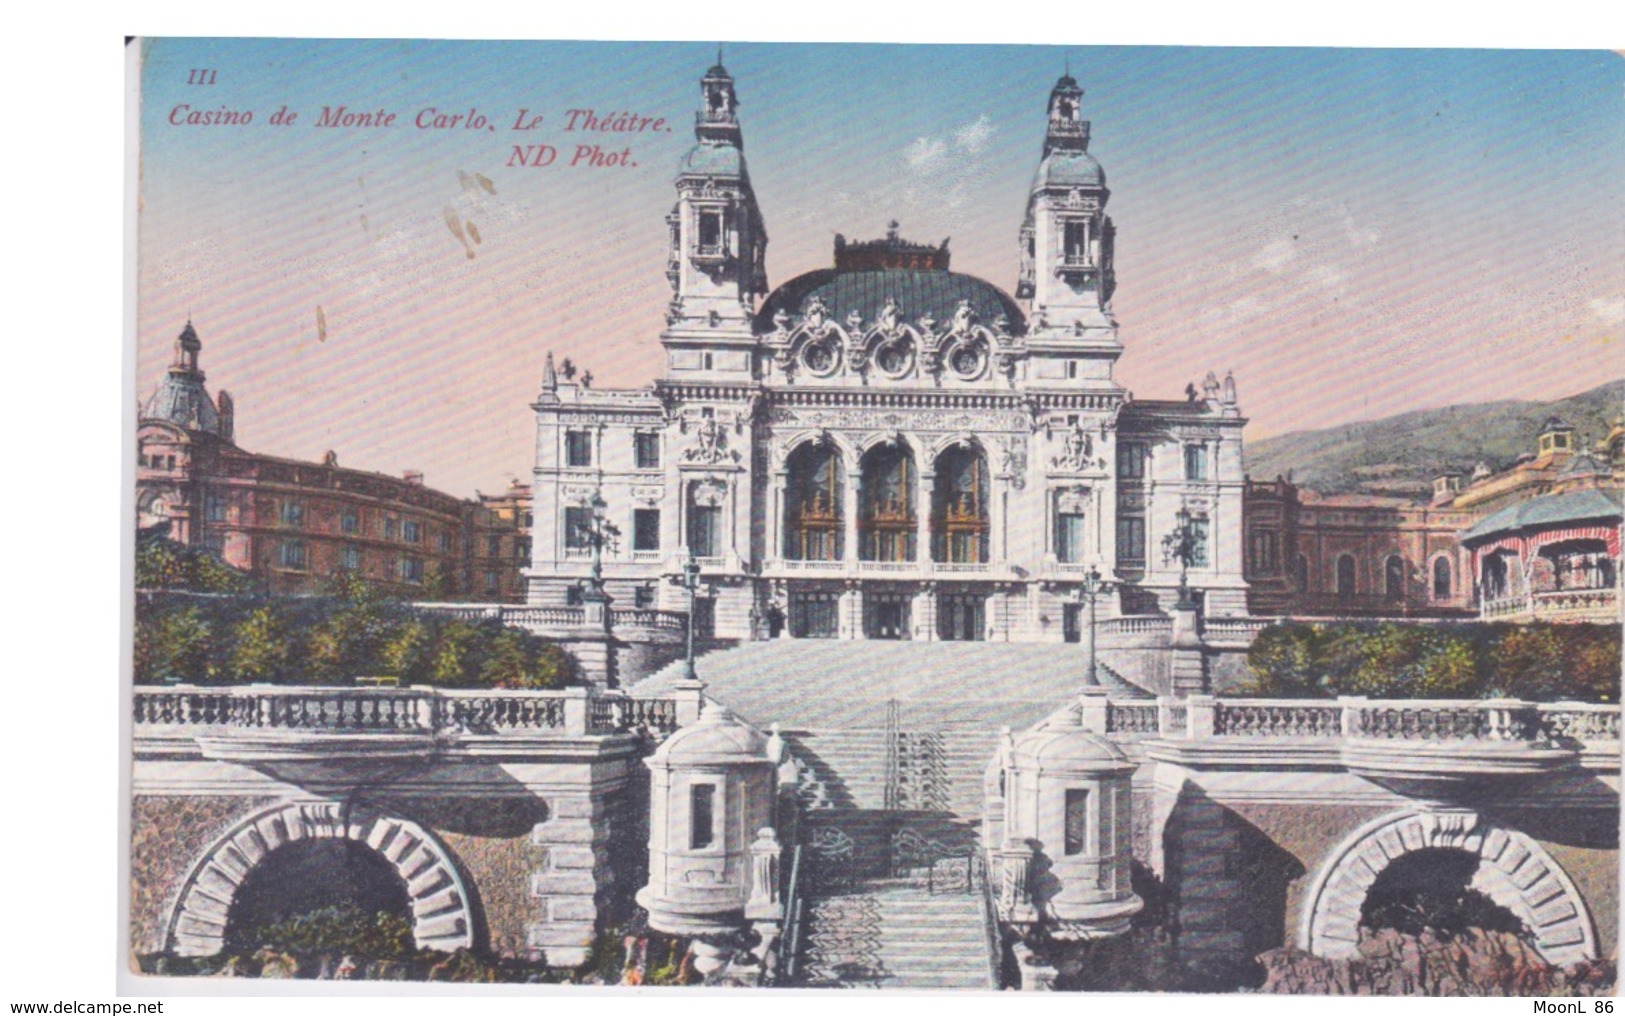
[845,477,862,565]
[528,788,619,967]
[918,468,935,565]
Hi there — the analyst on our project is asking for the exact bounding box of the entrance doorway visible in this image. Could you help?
[938,593,985,641]
[866,594,911,639]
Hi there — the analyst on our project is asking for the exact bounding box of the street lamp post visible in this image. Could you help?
[1162,511,1199,610]
[1077,565,1113,688]
[673,555,704,683]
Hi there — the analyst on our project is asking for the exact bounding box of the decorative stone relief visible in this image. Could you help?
[999,435,1028,489]
[1051,422,1094,470]
[691,478,728,507]
[684,415,737,464]
[1055,485,1091,513]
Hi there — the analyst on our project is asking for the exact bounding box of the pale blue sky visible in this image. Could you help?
[137,40,1623,497]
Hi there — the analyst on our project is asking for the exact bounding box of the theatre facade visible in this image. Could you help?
[526,64,1250,641]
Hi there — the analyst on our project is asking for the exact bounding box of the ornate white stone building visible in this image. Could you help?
[527,64,1249,641]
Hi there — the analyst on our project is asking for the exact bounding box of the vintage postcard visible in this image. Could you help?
[126,38,1622,995]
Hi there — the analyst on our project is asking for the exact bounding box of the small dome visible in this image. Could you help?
[143,373,221,435]
[1033,150,1105,190]
[651,702,771,767]
[1010,704,1131,774]
[681,142,743,177]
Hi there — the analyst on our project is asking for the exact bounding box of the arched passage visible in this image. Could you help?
[167,801,476,957]
[1299,809,1596,967]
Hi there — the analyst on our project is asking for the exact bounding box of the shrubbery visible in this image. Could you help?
[1239,621,1620,702]
[134,582,577,688]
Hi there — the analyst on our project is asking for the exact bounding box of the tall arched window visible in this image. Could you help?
[1384,555,1405,601]
[932,445,990,564]
[860,443,916,562]
[784,443,843,561]
[1432,556,1452,600]
[1336,554,1356,598]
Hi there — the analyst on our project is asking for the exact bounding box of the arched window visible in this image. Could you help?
[784,443,843,561]
[1384,555,1405,601]
[859,443,916,562]
[932,445,990,564]
[1336,554,1356,598]
[1432,556,1452,600]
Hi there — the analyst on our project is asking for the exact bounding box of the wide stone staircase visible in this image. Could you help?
[626,640,1156,989]
[796,881,993,989]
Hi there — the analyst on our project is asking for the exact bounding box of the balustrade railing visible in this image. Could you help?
[1100,616,1172,636]
[1214,701,1341,738]
[133,684,690,739]
[1120,695,1620,746]
[588,695,679,735]
[1105,701,1159,734]
[609,608,686,632]
[1536,703,1622,743]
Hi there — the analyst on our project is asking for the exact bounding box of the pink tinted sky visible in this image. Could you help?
[136,40,1623,499]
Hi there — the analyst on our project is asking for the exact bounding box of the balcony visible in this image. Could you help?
[1482,587,1620,624]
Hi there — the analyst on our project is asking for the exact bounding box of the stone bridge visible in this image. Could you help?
[129,682,1619,983]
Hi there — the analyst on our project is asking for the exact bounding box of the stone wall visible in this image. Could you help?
[1493,806,1619,958]
[128,794,278,961]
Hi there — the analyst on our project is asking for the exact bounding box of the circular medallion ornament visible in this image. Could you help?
[800,339,839,377]
[948,343,986,380]
[873,336,914,379]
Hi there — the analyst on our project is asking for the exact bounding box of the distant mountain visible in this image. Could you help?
[1245,380,1624,499]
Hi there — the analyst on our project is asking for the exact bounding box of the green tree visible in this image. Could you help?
[133,606,212,683]
[228,605,291,683]
[379,618,428,680]
[1242,623,1324,696]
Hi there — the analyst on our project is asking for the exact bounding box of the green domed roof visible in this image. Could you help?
[1034,150,1105,190]
[680,142,743,176]
[756,267,1025,334]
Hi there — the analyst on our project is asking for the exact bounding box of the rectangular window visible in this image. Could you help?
[278,539,307,570]
[523,511,534,529]
[697,211,722,254]
[1056,511,1087,564]
[1190,517,1210,568]
[339,545,361,571]
[484,569,499,594]
[634,508,661,552]
[487,534,502,557]
[399,556,423,584]
[205,492,227,523]
[1116,516,1145,564]
[402,519,421,544]
[1184,444,1208,481]
[565,585,584,606]
[688,505,723,558]
[279,500,305,529]
[437,531,451,554]
[565,430,592,468]
[564,507,592,551]
[1117,443,1145,480]
[635,431,661,470]
[634,584,655,608]
[516,537,530,561]
[341,509,359,535]
[1064,789,1089,856]
[383,516,398,541]
[1063,219,1088,263]
[1250,529,1278,572]
[689,784,716,850]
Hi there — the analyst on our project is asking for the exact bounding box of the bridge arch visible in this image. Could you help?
[1298,809,1596,967]
[166,801,476,957]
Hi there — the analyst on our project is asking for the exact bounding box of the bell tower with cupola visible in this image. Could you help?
[1018,74,1119,380]
[662,60,768,381]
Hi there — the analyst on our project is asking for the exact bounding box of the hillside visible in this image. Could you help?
[1245,380,1623,499]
